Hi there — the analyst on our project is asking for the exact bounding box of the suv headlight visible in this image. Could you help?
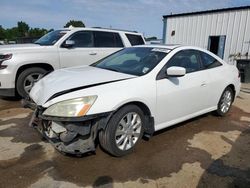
[0,53,12,69]
[43,96,97,117]
[0,54,12,61]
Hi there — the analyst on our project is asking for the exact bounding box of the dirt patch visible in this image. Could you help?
[188,130,241,160]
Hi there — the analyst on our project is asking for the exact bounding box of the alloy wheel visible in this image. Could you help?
[23,73,43,93]
[115,112,142,151]
[220,90,232,113]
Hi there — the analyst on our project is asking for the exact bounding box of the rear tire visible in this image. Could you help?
[216,87,234,116]
[16,67,47,98]
[99,105,144,157]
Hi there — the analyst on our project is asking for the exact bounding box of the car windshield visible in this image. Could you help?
[92,47,168,76]
[34,30,68,45]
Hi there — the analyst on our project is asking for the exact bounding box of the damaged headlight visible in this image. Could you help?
[43,96,97,117]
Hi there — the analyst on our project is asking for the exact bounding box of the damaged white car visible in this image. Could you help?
[24,45,241,157]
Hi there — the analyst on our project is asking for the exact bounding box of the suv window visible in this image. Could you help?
[200,51,222,69]
[68,31,94,47]
[125,34,144,46]
[166,50,201,73]
[94,31,124,47]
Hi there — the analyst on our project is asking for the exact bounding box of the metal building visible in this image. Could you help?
[162,6,250,66]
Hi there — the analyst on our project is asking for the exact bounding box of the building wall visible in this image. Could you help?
[163,8,250,64]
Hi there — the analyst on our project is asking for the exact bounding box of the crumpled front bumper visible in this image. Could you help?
[22,98,112,155]
[33,116,98,155]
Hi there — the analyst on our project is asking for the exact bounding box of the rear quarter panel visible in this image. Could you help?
[207,63,240,107]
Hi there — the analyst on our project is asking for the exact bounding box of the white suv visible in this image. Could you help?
[0,27,145,97]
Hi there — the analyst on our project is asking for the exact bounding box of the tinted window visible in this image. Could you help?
[94,31,124,47]
[166,50,201,73]
[68,31,94,47]
[125,34,144,46]
[92,47,167,76]
[200,51,222,69]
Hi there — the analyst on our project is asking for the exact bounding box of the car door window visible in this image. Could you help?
[166,50,201,73]
[157,50,202,80]
[68,31,94,47]
[94,31,124,47]
[200,51,222,69]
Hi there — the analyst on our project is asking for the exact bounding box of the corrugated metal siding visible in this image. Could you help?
[163,8,250,63]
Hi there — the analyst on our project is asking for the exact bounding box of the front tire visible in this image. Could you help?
[216,87,234,116]
[16,67,47,98]
[99,105,144,157]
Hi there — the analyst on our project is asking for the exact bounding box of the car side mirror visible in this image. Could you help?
[62,40,75,48]
[166,66,186,77]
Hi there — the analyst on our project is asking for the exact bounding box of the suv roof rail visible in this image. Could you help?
[92,27,138,33]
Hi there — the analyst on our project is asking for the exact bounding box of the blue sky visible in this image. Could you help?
[0,0,250,38]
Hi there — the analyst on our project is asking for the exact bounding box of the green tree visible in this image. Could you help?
[0,22,52,42]
[29,28,48,38]
[17,21,30,37]
[64,20,85,28]
[0,25,6,40]
[5,27,19,41]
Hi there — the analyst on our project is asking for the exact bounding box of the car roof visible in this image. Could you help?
[135,45,225,63]
[135,44,182,50]
[135,44,213,52]
[61,27,142,35]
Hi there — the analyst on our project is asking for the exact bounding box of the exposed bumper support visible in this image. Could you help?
[21,98,37,110]
[29,106,112,155]
[34,120,98,155]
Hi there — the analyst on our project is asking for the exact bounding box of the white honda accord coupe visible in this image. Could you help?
[24,45,241,157]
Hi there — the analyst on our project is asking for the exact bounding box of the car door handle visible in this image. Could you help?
[201,83,207,87]
[89,52,97,55]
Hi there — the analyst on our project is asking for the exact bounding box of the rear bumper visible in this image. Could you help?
[236,81,241,97]
[232,78,241,101]
[0,88,15,97]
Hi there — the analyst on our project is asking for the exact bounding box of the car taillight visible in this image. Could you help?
[0,53,12,69]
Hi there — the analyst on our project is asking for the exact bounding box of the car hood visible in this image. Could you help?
[30,66,136,105]
[0,44,47,53]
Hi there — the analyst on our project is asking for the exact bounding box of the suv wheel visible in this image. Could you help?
[99,105,144,157]
[16,67,47,98]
